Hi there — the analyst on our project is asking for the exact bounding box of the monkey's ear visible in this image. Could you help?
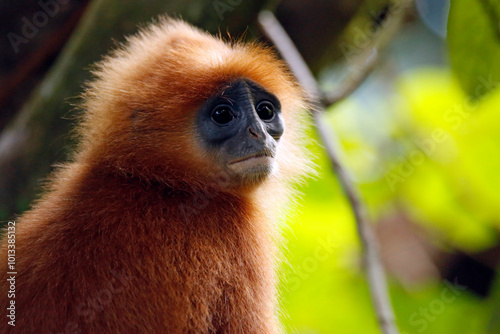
[129,108,166,135]
[130,109,154,131]
[130,109,150,121]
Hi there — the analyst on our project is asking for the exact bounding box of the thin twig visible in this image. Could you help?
[322,47,378,105]
[258,7,411,334]
[258,11,321,99]
[322,0,413,105]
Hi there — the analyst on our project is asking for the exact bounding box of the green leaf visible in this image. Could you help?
[448,0,500,100]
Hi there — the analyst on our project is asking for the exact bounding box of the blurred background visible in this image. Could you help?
[1,0,500,333]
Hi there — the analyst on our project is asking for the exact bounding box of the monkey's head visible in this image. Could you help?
[79,18,310,191]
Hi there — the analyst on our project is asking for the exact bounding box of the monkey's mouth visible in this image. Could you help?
[227,152,276,177]
[228,152,274,166]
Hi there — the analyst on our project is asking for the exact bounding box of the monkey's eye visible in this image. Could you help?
[211,105,235,125]
[256,101,275,121]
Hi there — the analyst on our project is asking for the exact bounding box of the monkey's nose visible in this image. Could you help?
[248,126,261,139]
[247,121,268,141]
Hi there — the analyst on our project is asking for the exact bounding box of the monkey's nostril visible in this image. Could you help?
[248,126,260,139]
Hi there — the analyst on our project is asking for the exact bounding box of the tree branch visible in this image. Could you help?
[258,5,413,333]
[322,0,413,105]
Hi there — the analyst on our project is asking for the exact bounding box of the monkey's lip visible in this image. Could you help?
[227,152,274,166]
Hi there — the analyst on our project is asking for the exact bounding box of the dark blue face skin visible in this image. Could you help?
[196,79,285,183]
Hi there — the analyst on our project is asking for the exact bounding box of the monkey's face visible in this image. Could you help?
[196,79,285,184]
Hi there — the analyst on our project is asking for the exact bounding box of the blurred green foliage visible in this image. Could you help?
[279,68,500,333]
[448,0,500,100]
[279,1,500,332]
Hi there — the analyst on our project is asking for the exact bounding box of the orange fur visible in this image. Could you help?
[0,18,310,333]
